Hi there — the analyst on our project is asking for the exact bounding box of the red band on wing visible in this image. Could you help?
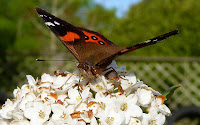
[82,31,108,45]
[60,32,80,42]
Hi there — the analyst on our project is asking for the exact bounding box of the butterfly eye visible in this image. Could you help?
[85,36,89,40]
[98,41,105,45]
[91,36,98,40]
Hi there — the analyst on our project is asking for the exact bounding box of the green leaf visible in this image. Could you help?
[162,84,181,100]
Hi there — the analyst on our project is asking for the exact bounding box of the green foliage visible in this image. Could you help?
[111,0,200,57]
[163,84,181,101]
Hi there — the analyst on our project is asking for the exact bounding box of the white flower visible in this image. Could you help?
[115,94,142,124]
[37,82,51,93]
[18,92,36,111]
[120,72,137,94]
[26,75,37,86]
[12,110,25,121]
[56,94,68,106]
[41,73,54,83]
[67,116,86,125]
[137,88,153,107]
[24,101,51,125]
[75,103,87,112]
[66,87,91,106]
[90,76,110,93]
[10,119,30,125]
[156,96,171,116]
[99,108,125,125]
[43,119,68,125]
[92,92,115,113]
[92,93,126,124]
[141,113,151,125]
[0,99,15,119]
[51,104,75,122]
[39,91,57,103]
[13,87,21,98]
[106,60,118,70]
[128,118,141,125]
[153,113,166,125]
[90,116,98,125]
[16,84,35,100]
[0,119,9,125]
[51,74,70,89]
[145,100,166,125]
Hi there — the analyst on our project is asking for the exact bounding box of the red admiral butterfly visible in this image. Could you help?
[36,7,178,79]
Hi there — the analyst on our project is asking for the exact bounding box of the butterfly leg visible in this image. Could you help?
[63,73,83,98]
[77,76,83,99]
[104,67,128,81]
[96,74,107,91]
[63,73,74,87]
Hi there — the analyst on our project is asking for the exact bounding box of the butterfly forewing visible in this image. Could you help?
[36,7,85,62]
[36,7,123,67]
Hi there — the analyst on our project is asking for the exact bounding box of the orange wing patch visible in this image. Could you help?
[60,32,80,42]
[82,31,107,45]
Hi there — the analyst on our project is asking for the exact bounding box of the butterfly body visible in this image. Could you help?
[36,7,178,79]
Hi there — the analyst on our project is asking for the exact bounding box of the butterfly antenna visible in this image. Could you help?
[36,59,78,63]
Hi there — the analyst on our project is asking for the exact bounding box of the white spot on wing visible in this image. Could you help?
[143,40,151,43]
[49,17,52,19]
[45,22,55,26]
[153,39,157,42]
[39,14,43,17]
[44,15,47,17]
[54,21,60,25]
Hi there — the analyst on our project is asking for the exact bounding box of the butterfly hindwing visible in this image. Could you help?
[96,29,179,67]
[75,28,123,66]
[119,29,179,54]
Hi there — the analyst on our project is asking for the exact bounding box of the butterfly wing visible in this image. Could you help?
[96,29,179,67]
[75,27,123,66]
[36,7,123,66]
[36,7,178,73]
[36,7,85,62]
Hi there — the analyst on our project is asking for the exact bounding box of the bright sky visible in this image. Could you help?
[94,0,141,17]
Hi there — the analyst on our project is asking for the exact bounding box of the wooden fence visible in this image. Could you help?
[117,57,200,110]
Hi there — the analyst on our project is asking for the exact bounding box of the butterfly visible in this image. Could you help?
[36,7,178,79]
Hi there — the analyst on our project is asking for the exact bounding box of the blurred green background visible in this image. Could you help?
[0,0,200,124]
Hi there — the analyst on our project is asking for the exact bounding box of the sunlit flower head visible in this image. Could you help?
[0,60,172,125]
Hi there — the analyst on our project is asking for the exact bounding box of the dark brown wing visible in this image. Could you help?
[36,7,84,62]
[36,7,123,66]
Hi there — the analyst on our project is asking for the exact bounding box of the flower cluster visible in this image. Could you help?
[0,61,171,125]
